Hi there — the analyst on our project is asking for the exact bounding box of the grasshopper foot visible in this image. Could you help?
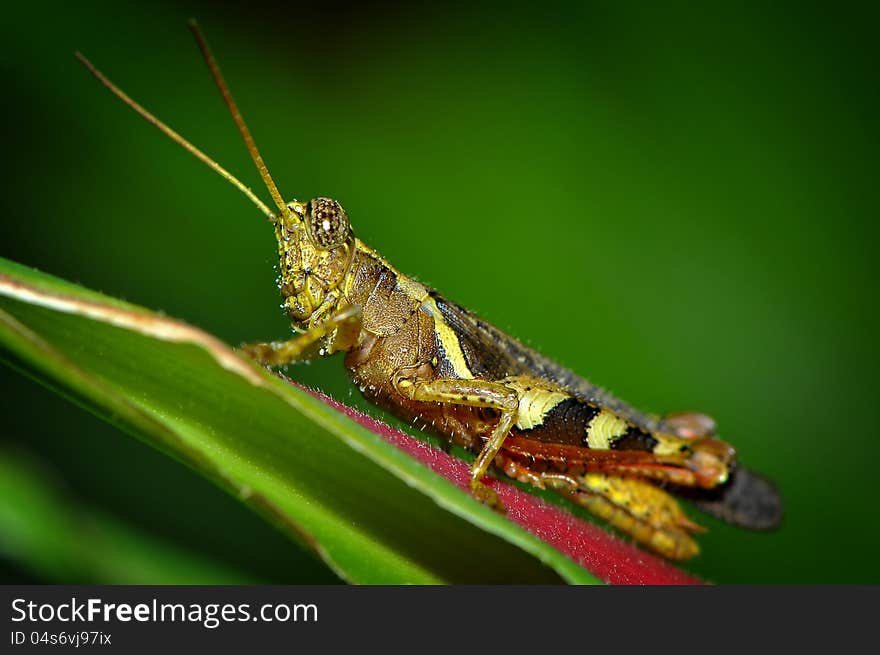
[470,479,506,514]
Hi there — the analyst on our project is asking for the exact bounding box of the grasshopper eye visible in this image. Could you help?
[306,197,350,248]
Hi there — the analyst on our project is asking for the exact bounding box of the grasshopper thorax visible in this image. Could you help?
[275,197,355,326]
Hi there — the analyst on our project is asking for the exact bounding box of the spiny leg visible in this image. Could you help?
[501,431,732,489]
[574,474,703,560]
[497,453,580,493]
[578,460,704,487]
[498,454,702,560]
[240,305,362,366]
[394,374,519,511]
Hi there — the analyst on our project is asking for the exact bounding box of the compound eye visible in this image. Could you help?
[306,197,350,248]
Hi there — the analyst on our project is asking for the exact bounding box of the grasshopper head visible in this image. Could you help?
[77,27,356,329]
[275,197,356,325]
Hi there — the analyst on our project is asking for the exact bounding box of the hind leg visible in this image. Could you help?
[497,454,702,560]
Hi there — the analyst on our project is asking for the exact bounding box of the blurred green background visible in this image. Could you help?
[2,0,878,583]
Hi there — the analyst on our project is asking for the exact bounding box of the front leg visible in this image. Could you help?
[241,305,362,367]
[394,373,519,511]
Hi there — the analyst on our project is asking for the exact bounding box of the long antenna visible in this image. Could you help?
[75,52,276,222]
[188,20,288,217]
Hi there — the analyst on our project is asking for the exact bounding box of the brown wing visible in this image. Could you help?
[669,466,784,530]
[429,291,663,432]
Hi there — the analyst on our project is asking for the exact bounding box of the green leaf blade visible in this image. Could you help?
[1,257,593,584]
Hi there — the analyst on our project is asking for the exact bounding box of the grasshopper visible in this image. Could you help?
[77,22,781,560]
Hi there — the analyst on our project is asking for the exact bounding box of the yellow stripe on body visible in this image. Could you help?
[585,408,630,450]
[653,433,690,456]
[396,275,429,301]
[502,377,569,430]
[423,297,474,379]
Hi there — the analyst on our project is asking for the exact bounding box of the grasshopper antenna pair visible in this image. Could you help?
[76,20,288,223]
